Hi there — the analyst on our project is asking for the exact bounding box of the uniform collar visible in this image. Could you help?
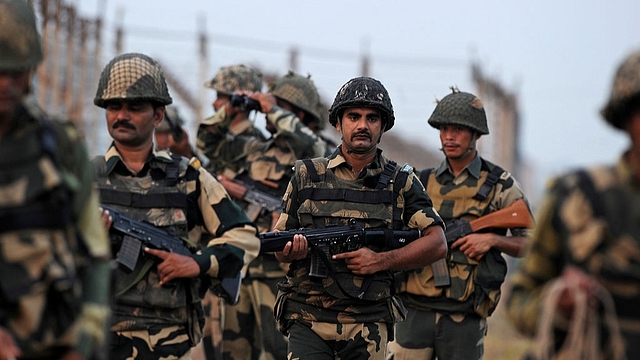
[104,142,173,175]
[327,145,383,171]
[435,153,482,179]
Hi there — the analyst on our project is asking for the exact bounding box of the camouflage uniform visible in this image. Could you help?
[275,77,445,360]
[93,53,260,359]
[391,90,532,360]
[506,49,640,359]
[198,71,329,360]
[198,64,268,176]
[0,1,111,358]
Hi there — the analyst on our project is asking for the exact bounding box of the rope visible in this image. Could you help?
[532,274,626,360]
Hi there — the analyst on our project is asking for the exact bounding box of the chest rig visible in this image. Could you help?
[292,157,412,301]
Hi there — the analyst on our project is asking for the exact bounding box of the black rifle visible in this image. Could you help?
[217,175,282,221]
[259,218,421,278]
[103,205,241,304]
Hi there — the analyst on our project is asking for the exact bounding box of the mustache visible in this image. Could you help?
[351,131,371,140]
[113,121,136,130]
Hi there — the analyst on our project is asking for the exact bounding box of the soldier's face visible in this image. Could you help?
[105,100,164,147]
[213,92,229,112]
[336,107,383,153]
[0,70,30,122]
[439,124,475,159]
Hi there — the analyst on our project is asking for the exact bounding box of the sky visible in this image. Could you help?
[74,0,639,193]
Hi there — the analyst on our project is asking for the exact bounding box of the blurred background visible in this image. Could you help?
[25,1,639,355]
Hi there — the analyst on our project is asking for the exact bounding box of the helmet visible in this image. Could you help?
[93,53,172,108]
[328,77,395,132]
[0,0,43,71]
[428,88,489,135]
[601,49,640,130]
[204,64,262,94]
[270,71,322,124]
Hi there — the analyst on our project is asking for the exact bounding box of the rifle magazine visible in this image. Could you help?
[431,258,451,287]
[117,235,142,272]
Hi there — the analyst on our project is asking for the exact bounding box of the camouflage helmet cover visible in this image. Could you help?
[204,64,262,94]
[328,77,395,132]
[93,53,172,108]
[428,88,489,135]
[0,0,43,71]
[269,71,322,124]
[601,49,640,130]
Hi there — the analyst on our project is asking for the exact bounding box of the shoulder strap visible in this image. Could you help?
[419,168,434,188]
[165,153,183,186]
[473,161,505,201]
[376,160,397,190]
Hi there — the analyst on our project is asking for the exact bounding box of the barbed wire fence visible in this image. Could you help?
[27,0,523,179]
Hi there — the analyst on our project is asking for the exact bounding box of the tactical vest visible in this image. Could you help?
[402,161,509,317]
[564,169,640,323]
[93,153,203,333]
[0,117,83,352]
[290,157,412,301]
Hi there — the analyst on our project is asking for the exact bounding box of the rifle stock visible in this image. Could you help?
[431,198,534,287]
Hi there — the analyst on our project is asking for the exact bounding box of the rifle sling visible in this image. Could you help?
[115,258,155,297]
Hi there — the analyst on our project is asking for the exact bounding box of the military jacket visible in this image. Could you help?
[0,99,110,357]
[507,154,640,356]
[274,147,444,327]
[398,155,530,318]
[198,105,330,278]
[94,144,259,343]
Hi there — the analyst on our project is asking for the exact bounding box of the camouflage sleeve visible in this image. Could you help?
[268,106,323,159]
[402,172,445,231]
[273,174,301,231]
[505,180,565,336]
[196,107,265,173]
[193,167,260,278]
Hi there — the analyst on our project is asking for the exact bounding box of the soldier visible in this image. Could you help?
[390,88,533,360]
[273,76,447,360]
[0,0,111,359]
[506,49,640,359]
[197,71,329,360]
[197,64,267,176]
[93,52,260,359]
[155,105,209,164]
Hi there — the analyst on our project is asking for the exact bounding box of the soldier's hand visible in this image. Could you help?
[557,266,599,318]
[0,326,21,360]
[245,91,277,114]
[451,233,494,261]
[144,248,200,285]
[333,247,381,275]
[275,234,308,262]
[98,207,112,232]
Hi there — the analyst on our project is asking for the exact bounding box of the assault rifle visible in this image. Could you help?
[259,218,421,278]
[217,175,283,221]
[103,205,242,304]
[431,198,534,287]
